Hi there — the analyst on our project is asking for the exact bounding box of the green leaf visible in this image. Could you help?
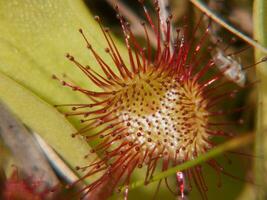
[0,0,127,185]
[0,0,126,109]
[253,0,267,199]
[0,0,125,179]
[0,72,96,179]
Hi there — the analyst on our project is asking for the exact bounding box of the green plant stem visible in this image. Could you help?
[122,134,253,192]
[190,0,267,54]
[253,0,267,200]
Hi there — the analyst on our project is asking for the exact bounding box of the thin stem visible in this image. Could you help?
[253,0,267,199]
[190,0,267,54]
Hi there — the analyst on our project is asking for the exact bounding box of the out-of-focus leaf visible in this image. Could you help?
[0,0,127,181]
[0,72,96,180]
[0,0,126,116]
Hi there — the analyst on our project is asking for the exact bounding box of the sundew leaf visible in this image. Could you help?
[253,0,267,199]
[0,72,96,179]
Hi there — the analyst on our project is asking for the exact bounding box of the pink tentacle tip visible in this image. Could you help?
[176,171,185,199]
